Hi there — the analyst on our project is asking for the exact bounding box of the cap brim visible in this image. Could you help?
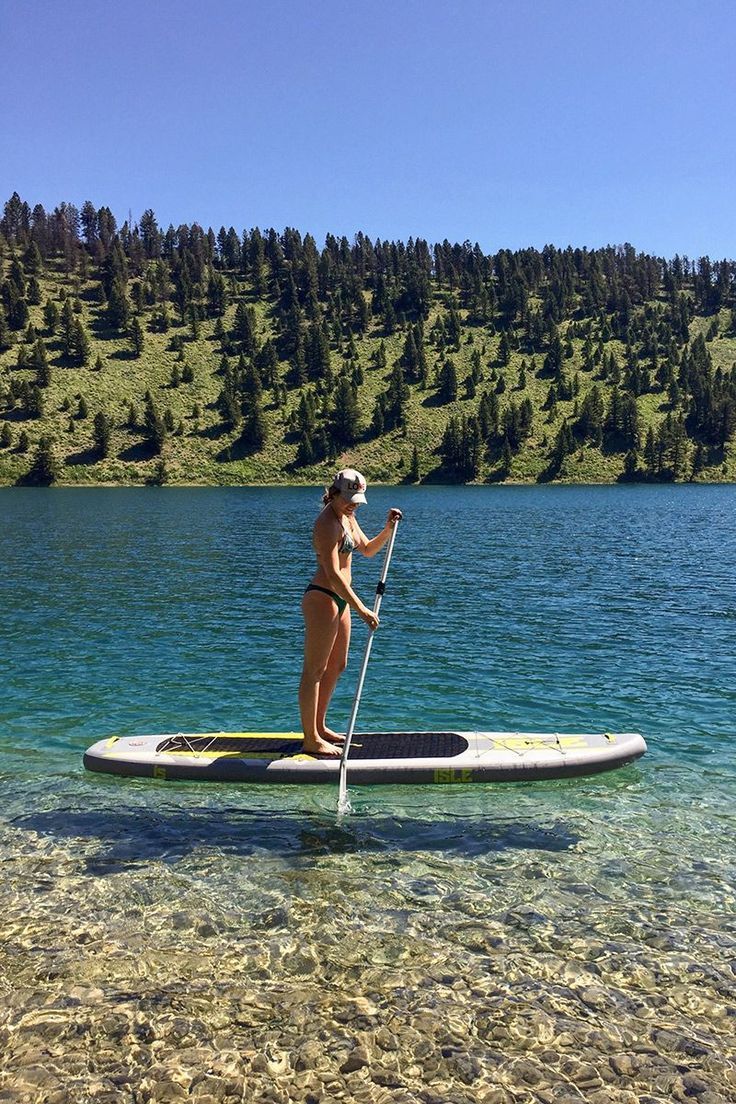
[345,492,367,504]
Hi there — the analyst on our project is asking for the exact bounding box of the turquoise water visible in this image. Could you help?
[1,485,735,1102]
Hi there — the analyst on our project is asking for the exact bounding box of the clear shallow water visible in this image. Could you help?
[1,485,735,1103]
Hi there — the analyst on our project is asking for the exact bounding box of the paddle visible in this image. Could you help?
[337,517,401,817]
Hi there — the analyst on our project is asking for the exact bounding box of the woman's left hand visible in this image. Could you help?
[387,508,403,527]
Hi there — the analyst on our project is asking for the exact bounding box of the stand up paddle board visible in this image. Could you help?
[83,729,646,784]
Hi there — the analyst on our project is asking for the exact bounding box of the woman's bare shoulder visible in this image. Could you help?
[313,506,340,540]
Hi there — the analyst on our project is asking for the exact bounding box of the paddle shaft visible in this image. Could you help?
[337,518,400,813]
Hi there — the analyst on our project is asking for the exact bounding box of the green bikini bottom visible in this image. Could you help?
[304,584,348,616]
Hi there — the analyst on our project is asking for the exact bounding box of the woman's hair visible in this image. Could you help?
[322,484,340,506]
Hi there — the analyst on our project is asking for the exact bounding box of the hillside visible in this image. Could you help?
[1,192,735,486]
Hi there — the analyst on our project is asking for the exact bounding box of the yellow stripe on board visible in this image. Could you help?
[173,732,303,741]
[109,750,291,761]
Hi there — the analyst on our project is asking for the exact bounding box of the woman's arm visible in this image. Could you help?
[354,508,402,558]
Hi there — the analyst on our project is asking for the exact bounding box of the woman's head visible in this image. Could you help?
[323,468,367,508]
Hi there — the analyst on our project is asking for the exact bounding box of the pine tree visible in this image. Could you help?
[384,362,409,428]
[296,430,315,466]
[547,420,575,477]
[438,359,458,403]
[408,444,420,482]
[644,426,657,472]
[23,241,43,274]
[207,272,228,316]
[218,386,242,430]
[371,399,385,437]
[32,340,51,387]
[331,376,360,445]
[401,329,420,381]
[305,322,331,382]
[242,361,263,406]
[72,319,91,365]
[147,458,169,485]
[9,258,26,295]
[232,302,256,355]
[500,438,513,477]
[691,442,705,479]
[130,315,144,357]
[144,391,167,454]
[543,330,564,379]
[60,298,75,358]
[240,399,268,452]
[26,435,60,484]
[0,309,12,350]
[623,449,639,480]
[576,385,605,446]
[1,423,12,448]
[445,303,462,347]
[93,412,111,457]
[296,391,317,439]
[107,278,131,330]
[256,339,278,390]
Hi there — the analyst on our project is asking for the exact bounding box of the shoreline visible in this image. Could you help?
[2,477,736,489]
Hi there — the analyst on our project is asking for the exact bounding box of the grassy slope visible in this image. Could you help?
[1,258,735,486]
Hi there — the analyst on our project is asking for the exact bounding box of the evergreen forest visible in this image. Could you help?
[1,191,735,487]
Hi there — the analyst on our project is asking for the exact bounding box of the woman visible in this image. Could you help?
[300,468,402,757]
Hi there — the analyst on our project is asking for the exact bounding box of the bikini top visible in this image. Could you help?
[339,523,355,555]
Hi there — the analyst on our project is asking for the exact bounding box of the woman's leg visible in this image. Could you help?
[316,603,351,741]
[299,590,342,756]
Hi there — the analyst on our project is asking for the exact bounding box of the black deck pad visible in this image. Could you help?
[157,732,468,760]
[348,732,468,759]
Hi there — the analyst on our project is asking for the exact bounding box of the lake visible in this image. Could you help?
[1,485,734,1102]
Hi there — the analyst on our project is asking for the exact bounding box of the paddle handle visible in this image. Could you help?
[337,518,400,815]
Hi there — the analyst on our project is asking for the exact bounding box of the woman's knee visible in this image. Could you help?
[301,659,329,682]
[334,651,349,675]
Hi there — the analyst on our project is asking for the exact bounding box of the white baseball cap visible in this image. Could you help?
[333,468,367,504]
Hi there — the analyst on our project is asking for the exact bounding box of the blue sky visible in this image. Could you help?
[2,0,734,258]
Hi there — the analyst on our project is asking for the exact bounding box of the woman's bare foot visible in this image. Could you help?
[302,735,342,758]
[319,727,345,745]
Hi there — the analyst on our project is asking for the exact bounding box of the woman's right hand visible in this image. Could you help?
[358,605,379,631]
